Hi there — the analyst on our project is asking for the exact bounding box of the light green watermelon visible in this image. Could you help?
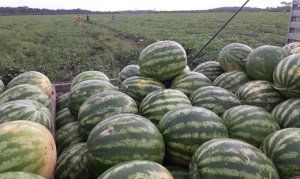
[273,54,300,98]
[6,71,52,97]
[55,108,76,130]
[56,93,69,112]
[0,79,4,94]
[218,43,253,71]
[140,89,192,125]
[272,98,300,128]
[0,99,53,133]
[260,128,300,178]
[86,114,165,176]
[78,90,138,140]
[138,40,187,81]
[158,106,228,167]
[0,121,56,178]
[245,45,290,81]
[71,71,110,87]
[55,143,92,179]
[0,84,51,110]
[193,61,224,81]
[171,71,212,97]
[222,105,280,147]
[189,138,279,178]
[236,80,284,112]
[190,86,240,116]
[97,160,173,179]
[0,172,44,179]
[118,64,141,84]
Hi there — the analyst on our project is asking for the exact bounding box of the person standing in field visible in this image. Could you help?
[86,14,90,22]
[77,14,82,25]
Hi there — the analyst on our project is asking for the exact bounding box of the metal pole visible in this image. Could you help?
[188,0,251,65]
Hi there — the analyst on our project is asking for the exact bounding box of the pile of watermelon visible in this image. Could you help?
[0,40,300,179]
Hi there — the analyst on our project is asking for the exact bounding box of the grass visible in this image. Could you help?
[0,12,290,83]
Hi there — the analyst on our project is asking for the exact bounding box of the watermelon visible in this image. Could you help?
[283,42,300,52]
[86,114,165,176]
[0,79,4,94]
[78,90,138,140]
[183,65,190,71]
[272,98,300,128]
[56,108,76,130]
[0,121,56,178]
[193,61,224,81]
[291,47,300,54]
[0,172,44,179]
[158,106,228,167]
[236,80,284,112]
[55,121,84,155]
[71,71,110,87]
[0,84,51,110]
[166,166,189,179]
[55,143,92,179]
[245,45,290,81]
[138,40,187,81]
[260,128,300,178]
[68,80,116,116]
[218,43,253,71]
[97,160,173,179]
[213,70,251,93]
[170,71,212,97]
[189,138,279,178]
[140,89,192,125]
[6,71,52,97]
[190,86,240,116]
[0,99,53,132]
[56,93,69,112]
[118,64,141,84]
[273,54,300,98]
[120,76,165,106]
[222,105,280,147]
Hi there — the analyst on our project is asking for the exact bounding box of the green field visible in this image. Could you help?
[0,12,289,83]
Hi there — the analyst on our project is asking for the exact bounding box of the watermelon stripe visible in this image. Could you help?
[193,61,224,81]
[272,99,300,128]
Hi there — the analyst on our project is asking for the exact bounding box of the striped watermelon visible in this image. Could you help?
[170,71,212,97]
[56,108,76,130]
[120,76,165,106]
[56,93,69,112]
[98,160,173,179]
[260,128,300,178]
[0,172,44,179]
[71,71,109,87]
[118,64,141,84]
[193,61,224,81]
[189,138,279,178]
[283,42,300,52]
[213,70,251,93]
[222,105,280,147]
[55,143,92,179]
[272,98,300,128]
[245,45,290,81]
[166,166,189,179]
[140,89,192,125]
[0,121,56,178]
[78,90,138,140]
[273,54,300,98]
[0,79,4,94]
[183,65,191,71]
[6,71,52,97]
[0,100,53,132]
[218,43,253,71]
[55,121,84,155]
[138,40,187,81]
[68,80,116,116]
[86,114,165,176]
[236,80,284,112]
[158,106,228,167]
[0,84,51,110]
[190,86,240,116]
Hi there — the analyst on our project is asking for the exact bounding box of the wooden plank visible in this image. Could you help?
[292,10,300,17]
[288,33,300,41]
[290,22,300,29]
[294,0,300,5]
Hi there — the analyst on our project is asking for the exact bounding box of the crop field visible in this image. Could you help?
[0,11,289,83]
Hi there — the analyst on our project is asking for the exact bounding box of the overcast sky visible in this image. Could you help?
[1,0,284,11]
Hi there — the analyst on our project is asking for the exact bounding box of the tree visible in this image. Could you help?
[281,1,292,11]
